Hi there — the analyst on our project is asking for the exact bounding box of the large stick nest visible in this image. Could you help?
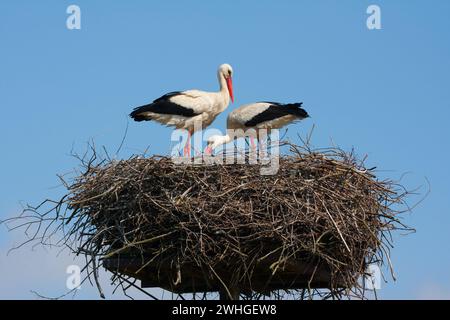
[5,143,413,299]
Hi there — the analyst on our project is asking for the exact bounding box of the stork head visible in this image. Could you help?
[205,134,230,155]
[218,63,234,103]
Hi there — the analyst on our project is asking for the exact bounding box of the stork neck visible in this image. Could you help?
[222,134,232,145]
[218,72,229,95]
[215,134,232,148]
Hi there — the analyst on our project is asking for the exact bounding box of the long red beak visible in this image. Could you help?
[226,77,234,103]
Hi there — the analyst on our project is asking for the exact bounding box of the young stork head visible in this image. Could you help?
[218,64,234,103]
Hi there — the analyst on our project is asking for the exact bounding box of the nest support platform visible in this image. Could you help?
[103,254,344,299]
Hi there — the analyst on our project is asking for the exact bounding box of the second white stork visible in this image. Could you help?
[205,102,309,153]
[130,63,234,156]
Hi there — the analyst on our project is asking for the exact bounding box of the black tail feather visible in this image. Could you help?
[282,103,309,119]
[245,102,309,127]
[130,91,198,122]
[130,100,198,122]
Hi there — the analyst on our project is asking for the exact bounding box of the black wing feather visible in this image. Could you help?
[130,91,199,122]
[244,103,309,127]
[153,91,182,103]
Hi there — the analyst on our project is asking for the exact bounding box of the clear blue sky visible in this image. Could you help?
[1,0,449,299]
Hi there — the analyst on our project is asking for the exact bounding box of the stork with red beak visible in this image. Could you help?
[130,64,234,156]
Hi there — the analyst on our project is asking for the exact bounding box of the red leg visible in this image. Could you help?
[250,137,256,152]
[187,132,191,157]
[183,130,191,157]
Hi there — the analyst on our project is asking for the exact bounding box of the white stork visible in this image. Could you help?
[130,64,234,156]
[205,102,309,153]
